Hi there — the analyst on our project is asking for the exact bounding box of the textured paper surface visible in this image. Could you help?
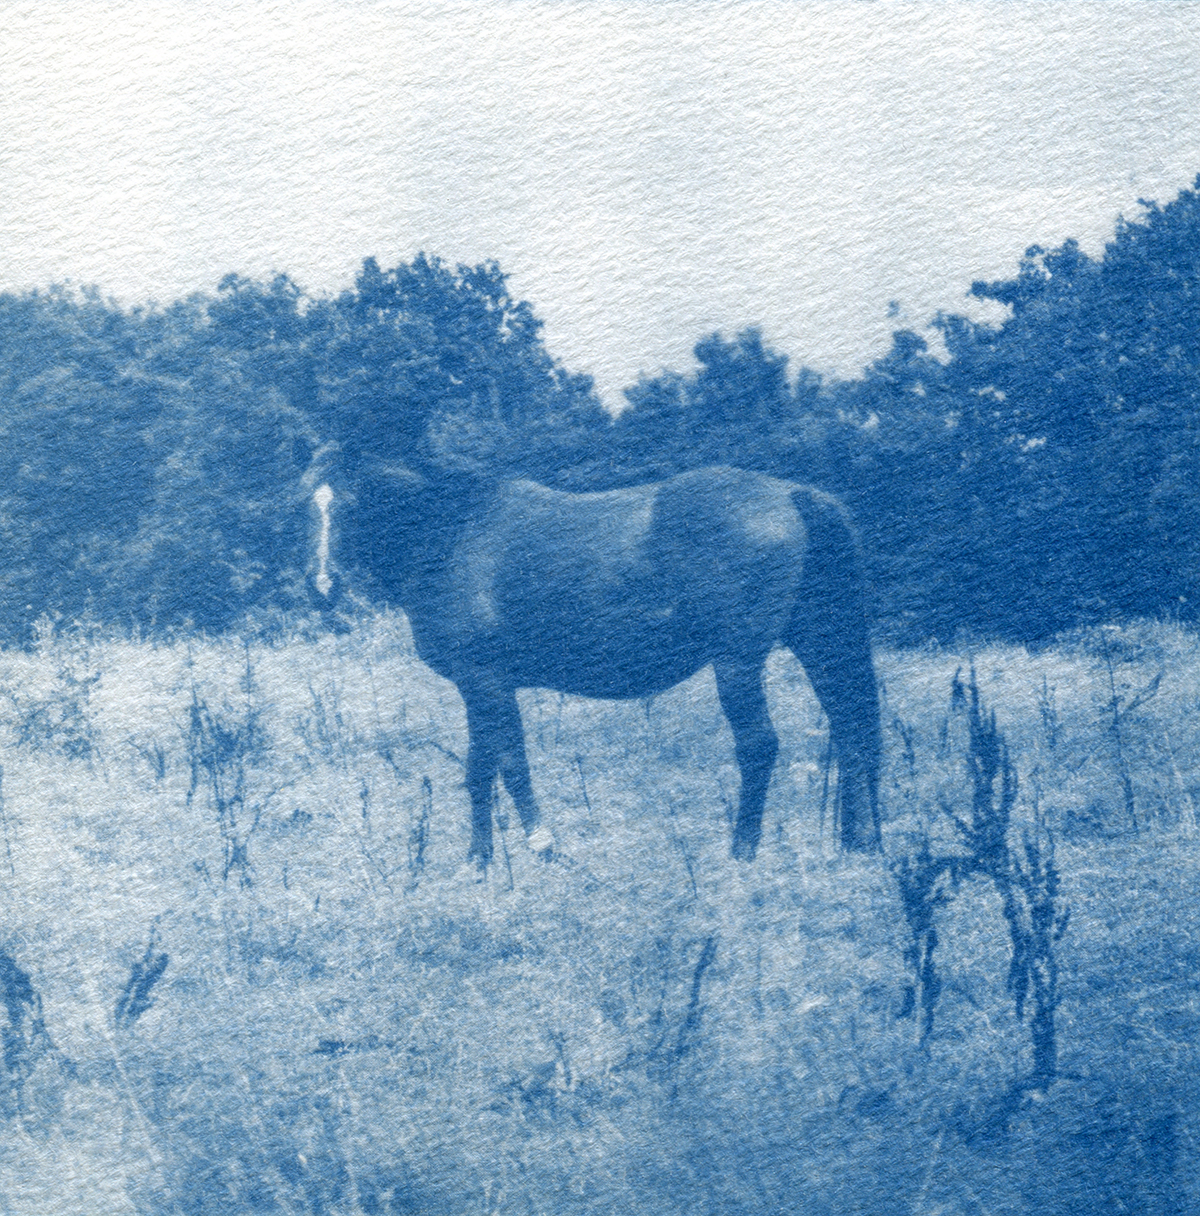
[1,4,1198,1213]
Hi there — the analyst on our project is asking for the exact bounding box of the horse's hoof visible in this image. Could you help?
[841,827,883,854]
[527,826,555,858]
[466,846,492,874]
[456,861,487,885]
[731,835,759,862]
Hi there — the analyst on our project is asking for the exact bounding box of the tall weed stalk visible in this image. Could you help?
[2,617,102,762]
[1099,627,1163,832]
[953,669,1069,1094]
[893,671,1070,1094]
[892,840,961,1048]
[185,653,277,886]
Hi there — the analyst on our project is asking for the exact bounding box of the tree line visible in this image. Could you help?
[2,177,1199,644]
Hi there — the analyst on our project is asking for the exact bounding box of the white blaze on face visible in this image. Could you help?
[314,483,334,597]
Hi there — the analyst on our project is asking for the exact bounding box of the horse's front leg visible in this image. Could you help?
[462,688,554,868]
[493,691,555,856]
[463,694,502,868]
[715,658,779,861]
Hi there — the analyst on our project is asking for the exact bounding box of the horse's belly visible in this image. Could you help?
[512,619,707,699]
[409,588,700,697]
[500,556,796,698]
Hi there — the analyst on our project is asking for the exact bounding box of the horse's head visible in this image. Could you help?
[303,442,435,613]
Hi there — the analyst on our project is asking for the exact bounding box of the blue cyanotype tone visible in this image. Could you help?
[2,41,1200,1216]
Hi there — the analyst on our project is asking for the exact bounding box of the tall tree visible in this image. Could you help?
[316,255,606,481]
[0,287,164,635]
[612,328,843,483]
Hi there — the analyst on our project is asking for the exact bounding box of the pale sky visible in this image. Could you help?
[3,2,1200,408]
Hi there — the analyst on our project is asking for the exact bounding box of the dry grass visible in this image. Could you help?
[0,615,1196,1213]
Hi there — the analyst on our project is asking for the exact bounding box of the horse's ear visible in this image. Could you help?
[301,440,342,493]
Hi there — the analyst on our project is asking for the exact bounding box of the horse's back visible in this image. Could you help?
[493,468,807,610]
[650,466,808,556]
[503,467,807,551]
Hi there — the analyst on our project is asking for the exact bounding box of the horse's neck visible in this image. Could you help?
[417,470,493,534]
[372,469,494,589]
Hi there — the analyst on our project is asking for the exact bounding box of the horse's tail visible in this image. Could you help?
[786,488,882,851]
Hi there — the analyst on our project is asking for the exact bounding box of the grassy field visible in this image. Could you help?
[0,615,1197,1214]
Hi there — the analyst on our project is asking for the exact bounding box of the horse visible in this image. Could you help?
[308,454,882,867]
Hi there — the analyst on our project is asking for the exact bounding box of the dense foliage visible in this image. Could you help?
[1,177,1199,641]
[615,176,1200,643]
[0,258,607,636]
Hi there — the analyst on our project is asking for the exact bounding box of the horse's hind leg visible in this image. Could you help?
[715,658,779,861]
[787,489,882,852]
[786,613,881,852]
